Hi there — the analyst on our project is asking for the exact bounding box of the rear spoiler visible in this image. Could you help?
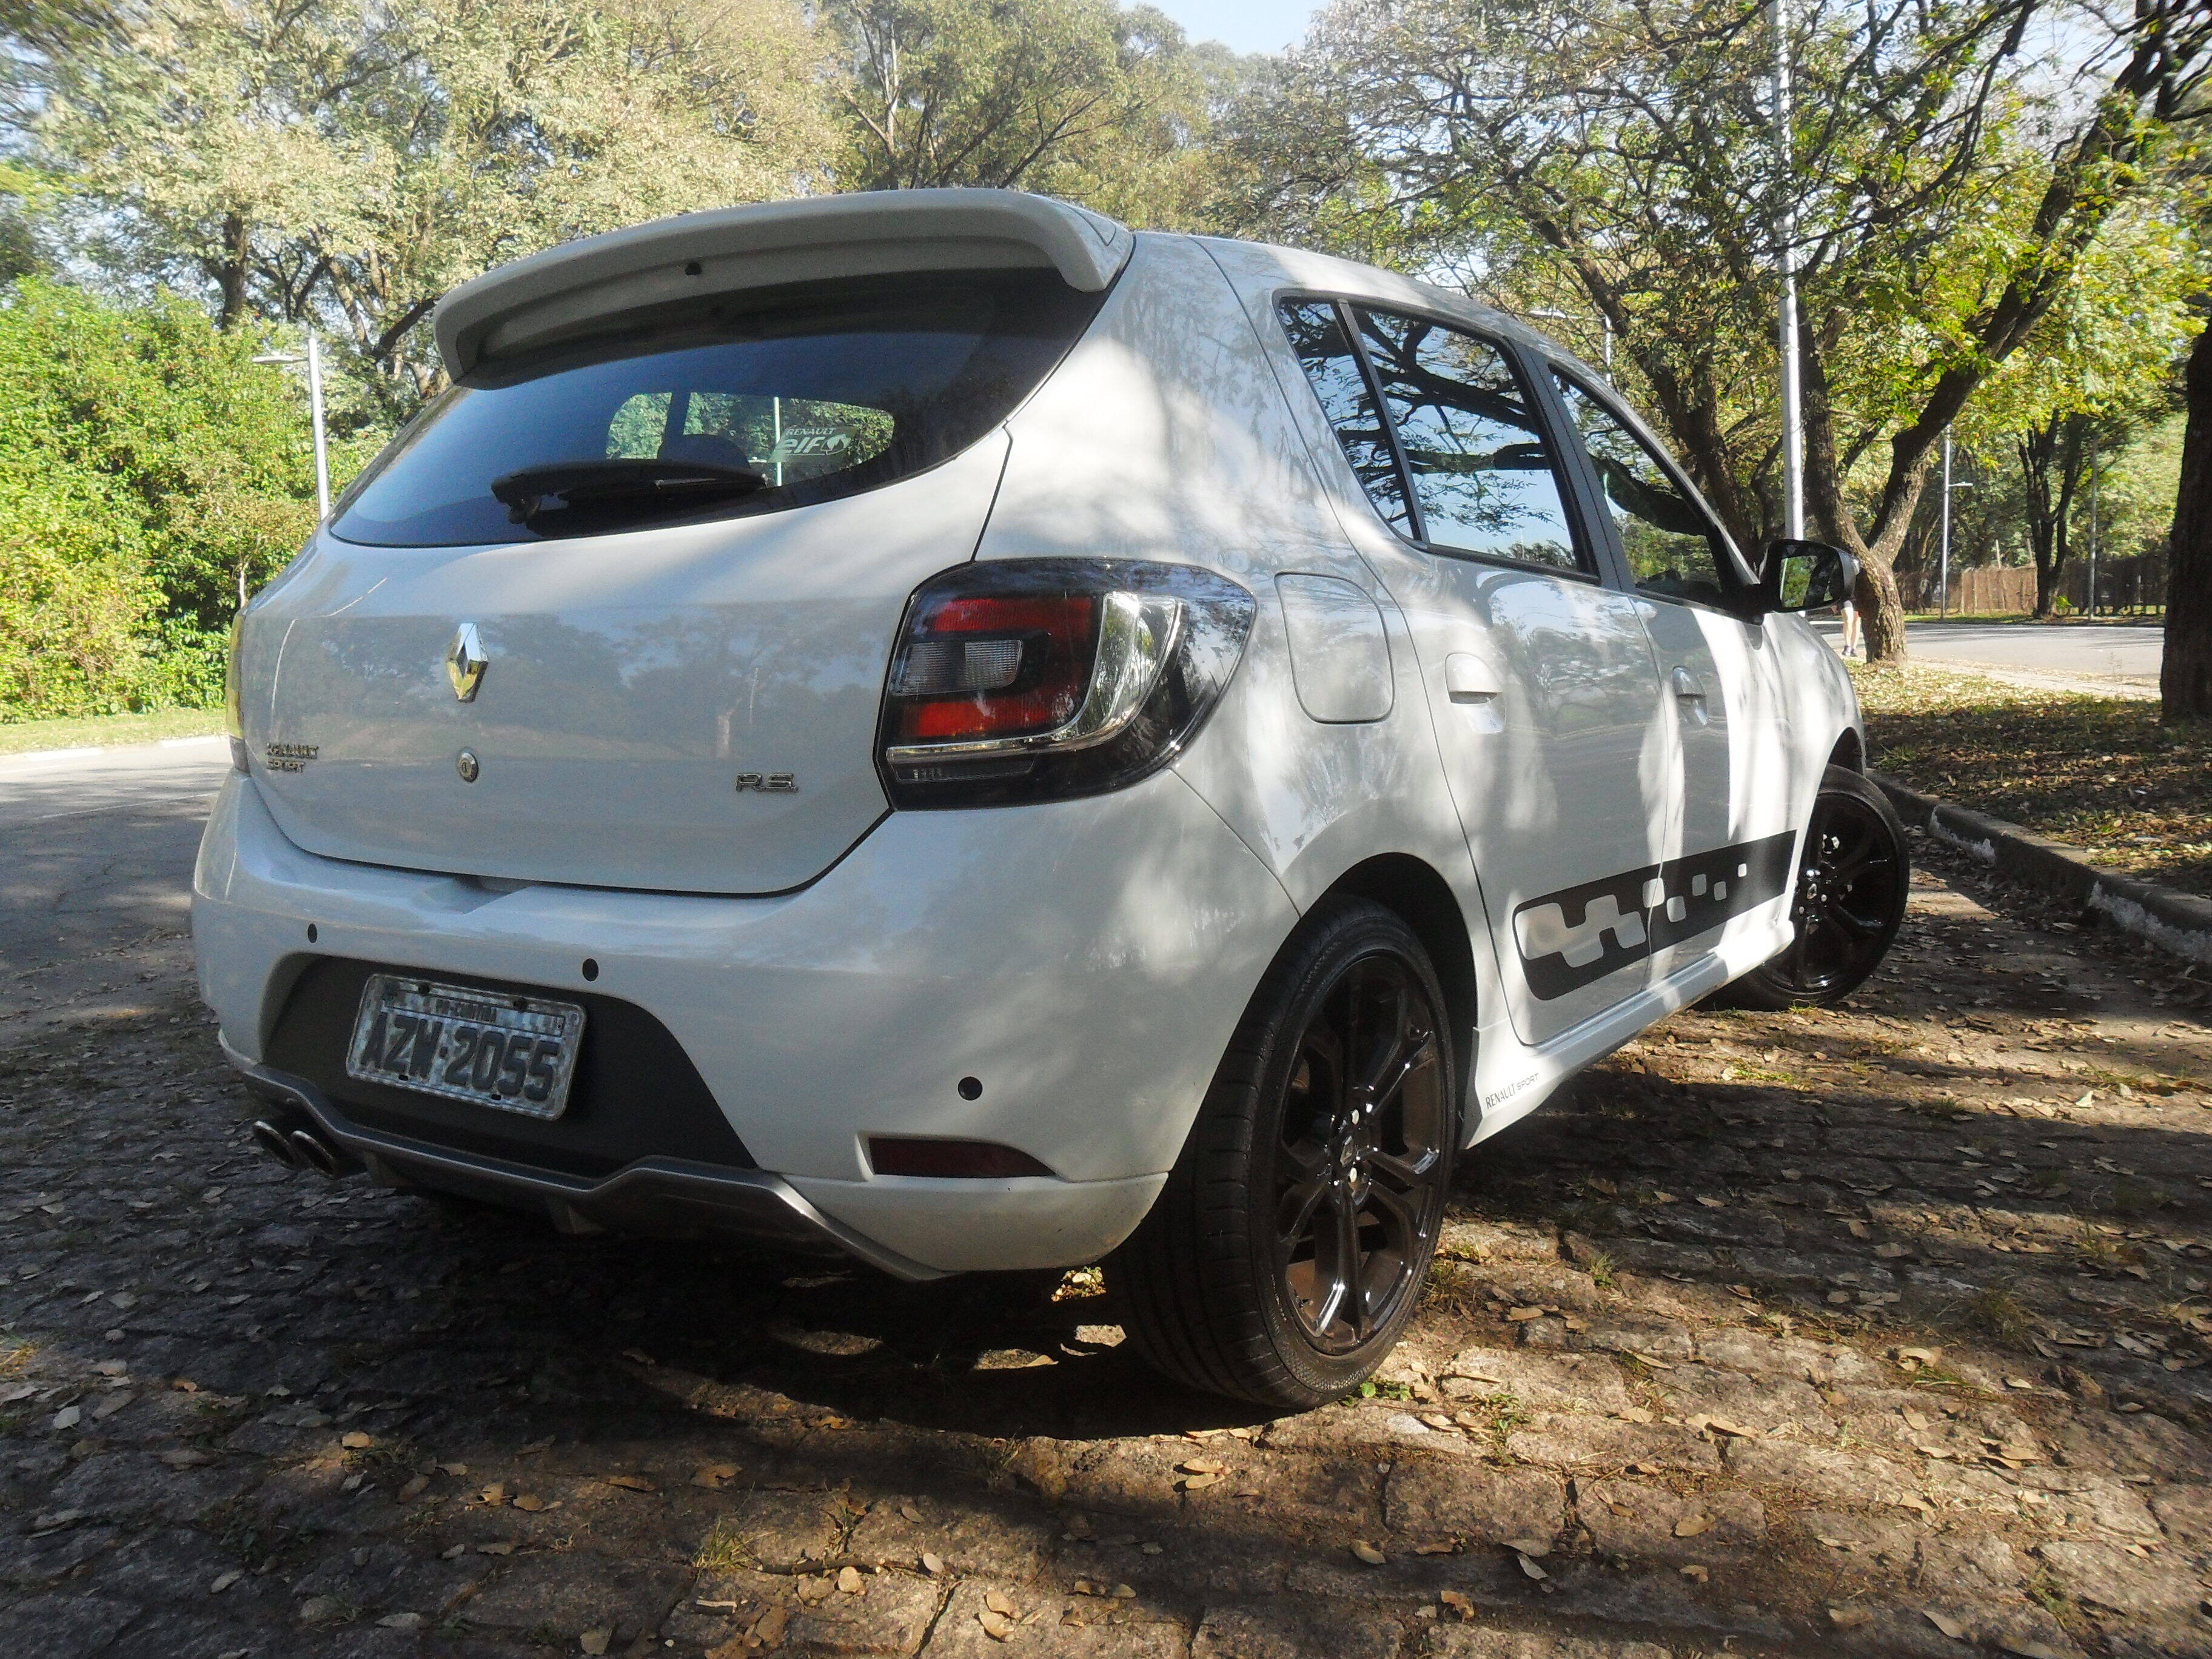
[434,189,1134,380]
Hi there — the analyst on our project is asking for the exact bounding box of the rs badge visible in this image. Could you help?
[447,623,486,702]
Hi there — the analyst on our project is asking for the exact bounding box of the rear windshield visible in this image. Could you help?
[331,269,1102,546]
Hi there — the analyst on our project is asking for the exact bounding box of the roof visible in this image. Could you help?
[434,189,1134,380]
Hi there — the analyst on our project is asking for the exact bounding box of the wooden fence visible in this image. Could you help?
[1895,551,2167,617]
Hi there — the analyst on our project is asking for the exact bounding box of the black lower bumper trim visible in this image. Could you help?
[227,1048,943,1282]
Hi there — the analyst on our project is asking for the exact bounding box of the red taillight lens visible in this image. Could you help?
[888,593,1098,743]
[878,559,1257,809]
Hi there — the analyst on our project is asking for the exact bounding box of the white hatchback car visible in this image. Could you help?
[195,189,1907,1406]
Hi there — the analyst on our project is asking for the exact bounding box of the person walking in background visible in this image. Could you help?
[1838,597,1862,659]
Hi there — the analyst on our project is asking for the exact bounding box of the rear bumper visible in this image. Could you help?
[229,1046,948,1279]
[192,767,1296,1273]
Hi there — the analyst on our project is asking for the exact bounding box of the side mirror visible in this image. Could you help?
[1759,538,1858,614]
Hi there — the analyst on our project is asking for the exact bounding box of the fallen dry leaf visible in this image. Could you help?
[1673,1515,1712,1538]
[985,1590,1015,1617]
[692,1464,739,1490]
[476,1542,515,1557]
[1180,1471,1221,1490]
[51,1405,81,1432]
[1680,1564,1708,1583]
[920,1552,947,1575]
[1439,1589,1475,1621]
[1178,1458,1223,1475]
[437,1461,468,1477]
[477,1484,506,1506]
[578,1629,611,1656]
[1926,1609,1969,1640]
[1515,1551,1549,1581]
[1350,1541,1386,1566]
[159,1449,216,1469]
[978,1610,1014,1641]
[209,1570,242,1594]
[512,1494,546,1513]
[602,1474,656,1493]
[837,1566,863,1595]
[1505,1306,1544,1322]
[341,1431,375,1450]
[752,1606,790,1645]
[1829,1606,1872,1629]
[398,1474,430,1501]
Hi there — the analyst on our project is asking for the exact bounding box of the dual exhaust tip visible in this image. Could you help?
[250,1118,347,1179]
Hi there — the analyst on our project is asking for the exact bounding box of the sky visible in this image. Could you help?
[1148,0,1319,55]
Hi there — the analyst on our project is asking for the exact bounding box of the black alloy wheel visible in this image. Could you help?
[1721,765,1909,1010]
[1110,899,1457,1407]
[1272,954,1450,1355]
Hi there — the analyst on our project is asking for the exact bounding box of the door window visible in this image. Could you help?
[1552,372,1737,607]
[1352,310,1584,572]
[1278,300,1413,536]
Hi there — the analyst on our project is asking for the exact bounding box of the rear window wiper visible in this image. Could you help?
[490,459,768,527]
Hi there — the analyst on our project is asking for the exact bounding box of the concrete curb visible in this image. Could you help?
[1871,770,2212,968]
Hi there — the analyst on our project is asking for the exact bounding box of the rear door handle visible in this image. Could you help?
[1445,652,1503,703]
[1669,666,1707,703]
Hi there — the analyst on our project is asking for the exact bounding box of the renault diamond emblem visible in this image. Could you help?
[447,623,486,703]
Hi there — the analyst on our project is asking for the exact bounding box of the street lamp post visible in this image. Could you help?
[253,330,331,520]
[1937,429,1973,618]
[1774,0,1803,541]
[2086,436,2100,619]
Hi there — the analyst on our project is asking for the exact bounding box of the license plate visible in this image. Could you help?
[345,974,585,1120]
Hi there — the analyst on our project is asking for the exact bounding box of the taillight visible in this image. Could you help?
[879,559,1256,807]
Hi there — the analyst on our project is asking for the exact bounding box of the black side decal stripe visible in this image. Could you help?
[1511,831,1797,1001]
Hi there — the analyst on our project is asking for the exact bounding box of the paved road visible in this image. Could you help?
[1818,618,2165,688]
[0,737,230,1035]
[3,756,2211,1658]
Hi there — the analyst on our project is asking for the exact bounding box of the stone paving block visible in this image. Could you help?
[692,1486,846,1569]
[1504,1416,1720,1474]
[1438,1218,1561,1264]
[1693,1330,1879,1385]
[1647,1364,1832,1437]
[2037,1538,2207,1619]
[0,1590,142,1654]
[847,1492,1051,1580]
[457,1553,689,1640]
[1566,1316,1694,1364]
[1437,1347,1633,1414]
[1575,1478,1765,1564]
[1419,1627,1674,1658]
[928,1580,1190,1658]
[0,1519,122,1586]
[1384,1455,1565,1547]
[778,1566,942,1654]
[1721,1437,1920,1507]
[2150,1483,2212,1550]
[1192,1600,1404,1659]
[2014,1470,2160,1540]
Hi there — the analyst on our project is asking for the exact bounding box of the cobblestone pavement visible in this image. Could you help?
[4,835,2211,1659]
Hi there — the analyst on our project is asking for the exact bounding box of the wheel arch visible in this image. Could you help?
[1313,853,1478,1101]
[1826,727,1865,773]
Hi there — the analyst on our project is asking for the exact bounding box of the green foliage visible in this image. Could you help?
[0,278,318,719]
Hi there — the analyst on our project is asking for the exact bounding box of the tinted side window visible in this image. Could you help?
[1278,300,1412,535]
[1552,372,1734,606]
[1353,310,1583,572]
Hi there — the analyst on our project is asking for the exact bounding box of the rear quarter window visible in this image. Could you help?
[332,270,1102,547]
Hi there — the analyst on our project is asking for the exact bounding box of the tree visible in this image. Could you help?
[1225,0,2210,662]
[2169,312,2212,717]
[828,0,1217,218]
[0,278,318,716]
[25,0,836,409]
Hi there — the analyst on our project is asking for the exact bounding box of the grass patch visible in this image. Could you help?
[1961,1287,2031,1346]
[1851,663,2210,897]
[1583,1249,1618,1292]
[0,707,225,757]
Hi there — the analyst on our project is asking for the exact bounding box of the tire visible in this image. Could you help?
[1107,898,1457,1407]
[1718,764,1909,1010]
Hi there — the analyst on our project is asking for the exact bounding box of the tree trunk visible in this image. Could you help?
[2163,320,2212,723]
[1856,558,1908,663]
